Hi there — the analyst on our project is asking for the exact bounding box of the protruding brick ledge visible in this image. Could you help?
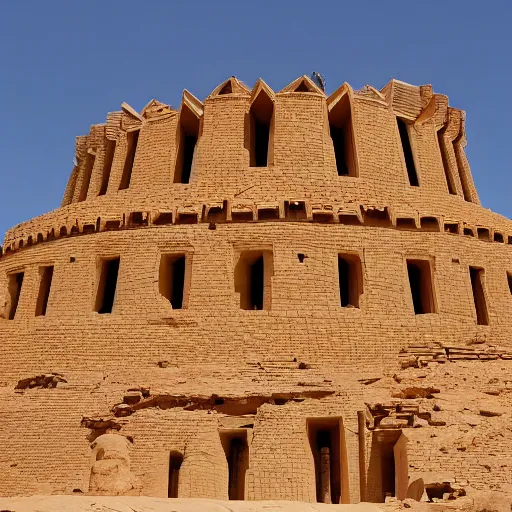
[2,199,511,258]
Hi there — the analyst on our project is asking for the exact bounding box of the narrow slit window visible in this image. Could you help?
[168,451,183,498]
[78,153,95,202]
[98,139,116,196]
[159,254,187,309]
[437,130,456,195]
[119,130,139,190]
[338,254,362,308]
[249,91,273,167]
[235,250,273,310]
[329,96,357,177]
[6,271,24,320]
[507,272,512,295]
[95,257,120,314]
[397,118,419,186]
[174,104,199,184]
[307,418,348,504]
[220,430,249,501]
[406,259,436,314]
[469,267,489,325]
[35,266,54,316]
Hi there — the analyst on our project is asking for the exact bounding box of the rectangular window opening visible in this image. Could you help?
[444,223,459,235]
[406,259,436,314]
[338,214,361,226]
[329,97,357,177]
[437,130,457,195]
[235,250,273,310]
[153,212,173,226]
[95,257,120,314]
[168,451,183,498]
[285,201,307,221]
[362,208,391,228]
[98,139,116,196]
[494,232,504,243]
[396,218,417,230]
[174,106,199,184]
[257,207,279,221]
[78,153,96,202]
[420,217,440,232]
[159,254,187,309]
[220,430,249,500]
[35,266,54,317]
[6,271,24,320]
[338,254,362,308]
[507,272,512,295]
[307,417,348,504]
[477,228,490,241]
[469,266,489,325]
[119,130,139,190]
[397,118,419,187]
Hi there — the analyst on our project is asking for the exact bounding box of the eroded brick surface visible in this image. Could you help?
[0,76,511,502]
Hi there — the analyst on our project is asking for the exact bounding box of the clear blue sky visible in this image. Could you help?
[1,0,511,238]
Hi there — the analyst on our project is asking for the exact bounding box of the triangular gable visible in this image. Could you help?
[181,90,204,118]
[279,75,325,95]
[250,78,275,105]
[121,102,144,122]
[327,83,353,111]
[209,76,251,97]
[355,84,386,102]
[141,99,175,120]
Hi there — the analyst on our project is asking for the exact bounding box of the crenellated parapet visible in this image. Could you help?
[53,76,481,217]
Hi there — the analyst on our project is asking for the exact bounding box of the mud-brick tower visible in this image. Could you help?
[1,75,512,503]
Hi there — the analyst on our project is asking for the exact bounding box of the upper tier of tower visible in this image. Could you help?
[7,74,511,256]
[61,75,478,207]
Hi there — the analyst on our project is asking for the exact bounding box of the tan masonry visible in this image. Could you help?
[1,75,512,503]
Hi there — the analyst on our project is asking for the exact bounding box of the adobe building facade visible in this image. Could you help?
[1,75,511,503]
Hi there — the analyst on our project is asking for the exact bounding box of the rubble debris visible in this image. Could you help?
[15,373,67,390]
[108,389,335,418]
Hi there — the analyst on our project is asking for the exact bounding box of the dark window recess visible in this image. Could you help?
[159,254,186,309]
[174,105,199,184]
[469,267,489,325]
[437,130,456,195]
[249,90,273,167]
[406,259,436,314]
[235,251,273,310]
[98,139,116,196]
[7,272,24,320]
[95,258,120,314]
[494,232,504,243]
[119,130,139,190]
[307,418,345,504]
[220,431,249,500]
[35,266,54,316]
[507,272,512,295]
[329,95,357,177]
[219,81,233,95]
[78,153,96,202]
[338,254,362,308]
[246,256,264,310]
[397,118,419,186]
[168,451,183,498]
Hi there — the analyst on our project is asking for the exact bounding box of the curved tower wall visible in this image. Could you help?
[1,76,511,501]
